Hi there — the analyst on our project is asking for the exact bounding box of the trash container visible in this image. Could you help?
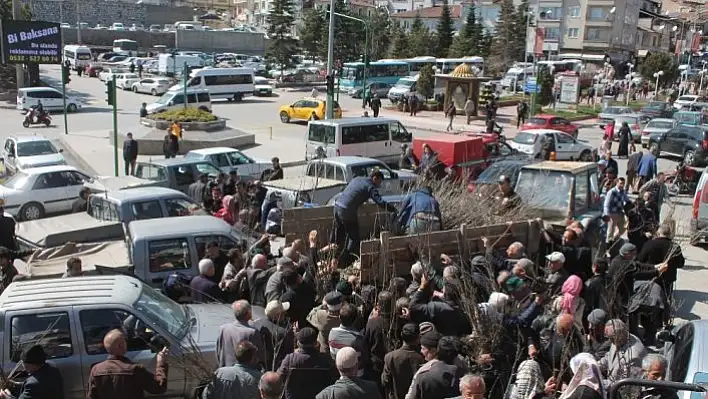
[602,96,615,110]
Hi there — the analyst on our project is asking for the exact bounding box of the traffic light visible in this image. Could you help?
[105,80,115,105]
[61,65,70,85]
[325,75,334,95]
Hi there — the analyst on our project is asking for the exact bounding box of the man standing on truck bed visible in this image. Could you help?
[331,170,397,265]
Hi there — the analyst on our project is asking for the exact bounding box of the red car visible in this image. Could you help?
[520,114,579,139]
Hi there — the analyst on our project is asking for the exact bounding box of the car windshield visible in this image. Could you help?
[155,93,172,105]
[648,121,674,129]
[16,141,58,157]
[678,96,697,102]
[615,116,638,124]
[605,107,628,114]
[254,77,268,84]
[516,170,572,212]
[134,284,190,340]
[395,79,415,88]
[476,162,524,184]
[513,132,538,145]
[3,172,30,190]
[156,79,170,85]
[526,117,547,125]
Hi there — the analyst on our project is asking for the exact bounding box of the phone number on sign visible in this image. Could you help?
[7,54,59,63]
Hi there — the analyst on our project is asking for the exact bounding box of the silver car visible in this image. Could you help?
[598,105,633,126]
[640,118,677,148]
[612,113,652,143]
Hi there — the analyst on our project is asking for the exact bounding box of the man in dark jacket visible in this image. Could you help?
[396,187,442,234]
[87,329,168,399]
[364,291,393,382]
[252,300,295,371]
[331,171,397,264]
[0,345,63,399]
[280,268,317,329]
[583,309,611,360]
[409,274,471,337]
[371,94,382,117]
[189,259,223,303]
[540,225,592,280]
[382,323,425,399]
[262,157,284,181]
[278,327,338,399]
[584,259,610,314]
[123,132,139,176]
[409,335,463,399]
[316,347,382,399]
[626,151,643,192]
[187,174,208,204]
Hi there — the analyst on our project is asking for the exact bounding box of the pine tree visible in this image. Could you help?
[514,0,530,62]
[320,0,363,64]
[300,9,325,63]
[417,64,434,98]
[391,24,410,58]
[435,0,455,57]
[488,0,517,67]
[266,0,299,77]
[449,4,482,57]
[368,8,392,61]
[408,15,432,56]
[537,65,554,106]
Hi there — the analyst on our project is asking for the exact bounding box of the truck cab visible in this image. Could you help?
[135,158,222,193]
[304,156,416,195]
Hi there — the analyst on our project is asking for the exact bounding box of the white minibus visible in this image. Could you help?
[63,45,92,70]
[305,117,413,164]
[174,67,255,101]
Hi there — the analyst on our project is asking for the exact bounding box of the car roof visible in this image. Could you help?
[614,113,645,118]
[8,135,52,143]
[21,165,80,175]
[522,161,597,173]
[98,186,189,202]
[517,129,567,135]
[0,276,142,310]
[138,158,213,167]
[128,215,232,241]
[529,114,558,120]
[18,87,59,93]
[187,147,242,156]
[647,118,676,123]
[310,117,397,126]
[314,156,386,167]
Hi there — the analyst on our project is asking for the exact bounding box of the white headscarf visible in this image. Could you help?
[560,353,607,399]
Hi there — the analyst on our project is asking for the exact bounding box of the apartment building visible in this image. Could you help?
[390,4,463,31]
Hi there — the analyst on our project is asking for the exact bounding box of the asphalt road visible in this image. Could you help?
[2,65,706,323]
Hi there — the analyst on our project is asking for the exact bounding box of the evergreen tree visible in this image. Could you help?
[488,0,518,67]
[300,8,325,63]
[368,8,392,61]
[537,65,554,106]
[266,0,299,77]
[449,4,484,57]
[417,64,434,98]
[514,0,530,62]
[435,0,455,57]
[320,0,363,64]
[391,24,410,58]
[408,15,432,56]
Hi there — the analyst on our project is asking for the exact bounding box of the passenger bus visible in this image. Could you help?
[537,59,583,74]
[112,39,138,57]
[405,56,437,74]
[436,57,485,74]
[63,45,92,70]
[339,61,409,91]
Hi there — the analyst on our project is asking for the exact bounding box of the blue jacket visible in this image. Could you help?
[397,188,442,229]
[334,176,393,219]
[638,152,657,178]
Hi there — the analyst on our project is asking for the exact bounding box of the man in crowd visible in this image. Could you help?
[0,345,63,399]
[188,173,209,204]
[123,132,139,176]
[216,300,265,368]
[604,177,632,243]
[396,186,442,234]
[62,257,83,278]
[202,341,262,398]
[253,301,294,371]
[190,259,223,303]
[600,319,647,382]
[382,323,425,399]
[259,372,284,399]
[308,291,344,354]
[278,327,337,399]
[316,347,381,399]
[72,187,91,213]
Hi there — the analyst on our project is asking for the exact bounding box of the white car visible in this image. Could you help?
[183,147,272,178]
[110,23,125,31]
[16,87,83,113]
[132,78,172,95]
[674,95,704,110]
[253,77,273,96]
[0,165,91,220]
[508,129,595,161]
[98,68,125,82]
[1,135,66,175]
[115,73,140,90]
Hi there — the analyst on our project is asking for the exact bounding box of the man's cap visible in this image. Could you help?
[324,291,343,311]
[336,281,353,296]
[296,327,317,347]
[619,243,637,256]
[265,300,290,315]
[420,331,442,348]
[21,345,46,365]
[587,309,608,326]
[419,322,436,335]
[546,251,566,263]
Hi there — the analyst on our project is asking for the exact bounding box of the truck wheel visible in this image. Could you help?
[20,202,44,221]
[233,93,243,102]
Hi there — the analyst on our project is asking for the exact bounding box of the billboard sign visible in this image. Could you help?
[1,20,62,64]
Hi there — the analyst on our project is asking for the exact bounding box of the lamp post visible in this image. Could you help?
[325,0,335,120]
[327,11,368,109]
[653,70,664,99]
[529,9,550,113]
[625,62,634,105]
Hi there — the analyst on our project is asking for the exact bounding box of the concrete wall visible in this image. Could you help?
[175,30,267,55]
[20,0,198,27]
[61,28,176,49]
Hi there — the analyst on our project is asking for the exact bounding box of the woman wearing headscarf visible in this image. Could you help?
[214,195,237,225]
[552,275,586,328]
[558,353,606,399]
[617,121,633,158]
[512,358,545,399]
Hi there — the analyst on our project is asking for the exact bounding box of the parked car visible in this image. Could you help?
[86,64,103,78]
[115,73,140,90]
[16,87,83,113]
[253,76,273,96]
[690,170,708,246]
[0,165,91,220]
[640,118,677,148]
[279,98,342,123]
[1,135,66,175]
[647,124,708,167]
[640,101,675,118]
[608,113,652,143]
[658,320,707,396]
[349,82,393,99]
[674,111,704,127]
[509,129,595,161]
[98,68,126,82]
[184,147,272,178]
[304,156,416,195]
[598,105,633,126]
[134,158,222,193]
[674,94,705,110]
[520,114,580,138]
[131,78,172,95]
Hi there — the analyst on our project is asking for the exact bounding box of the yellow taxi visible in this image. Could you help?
[279,97,342,123]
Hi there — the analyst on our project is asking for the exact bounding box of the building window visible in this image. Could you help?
[539,7,562,20]
[585,27,607,40]
[587,7,607,21]
[544,27,561,39]
[569,6,580,18]
[567,27,580,38]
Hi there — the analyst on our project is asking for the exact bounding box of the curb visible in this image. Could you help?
[56,136,99,176]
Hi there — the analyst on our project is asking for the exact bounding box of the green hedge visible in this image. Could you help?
[148,108,217,123]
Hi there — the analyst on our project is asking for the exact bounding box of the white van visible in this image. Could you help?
[157,54,205,76]
[174,67,255,101]
[305,117,413,164]
[501,66,535,90]
[17,87,83,112]
[63,45,92,70]
[145,88,212,114]
[387,75,421,104]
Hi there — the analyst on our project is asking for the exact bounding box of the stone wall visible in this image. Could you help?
[20,0,198,26]
[175,29,266,55]
[61,28,175,49]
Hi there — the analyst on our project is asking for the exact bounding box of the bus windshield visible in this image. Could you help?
[113,40,138,51]
[395,78,415,88]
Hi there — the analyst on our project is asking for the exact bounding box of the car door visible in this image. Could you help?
[4,309,84,398]
[62,171,90,211]
[668,126,691,155]
[31,171,71,213]
[227,151,256,178]
[138,78,152,92]
[42,90,63,110]
[209,153,232,174]
[171,165,197,193]
[76,307,185,398]
[554,133,577,160]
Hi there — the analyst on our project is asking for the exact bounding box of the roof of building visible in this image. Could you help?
[391,5,462,19]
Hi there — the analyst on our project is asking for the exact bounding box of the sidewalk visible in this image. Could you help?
[375,104,520,134]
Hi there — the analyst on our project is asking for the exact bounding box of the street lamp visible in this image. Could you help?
[653,70,664,98]
[626,62,634,105]
[326,11,369,109]
[526,8,549,112]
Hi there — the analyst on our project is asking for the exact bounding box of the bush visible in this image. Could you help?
[148,108,217,123]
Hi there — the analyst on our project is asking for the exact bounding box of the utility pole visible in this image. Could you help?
[183,62,188,110]
[76,0,82,44]
[325,0,335,119]
[112,75,118,177]
[11,0,25,88]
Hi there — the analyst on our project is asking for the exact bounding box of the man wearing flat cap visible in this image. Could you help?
[316,347,381,399]
[278,327,338,399]
[0,345,63,399]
